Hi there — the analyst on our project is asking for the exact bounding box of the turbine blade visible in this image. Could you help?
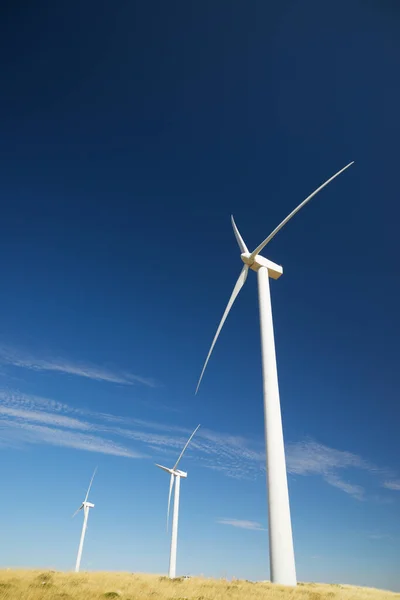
[72,504,83,518]
[155,463,173,474]
[249,161,354,259]
[167,473,175,532]
[84,467,98,503]
[173,424,201,471]
[196,265,249,394]
[231,215,249,254]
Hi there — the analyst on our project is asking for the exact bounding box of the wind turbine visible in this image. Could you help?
[155,424,200,579]
[196,162,354,587]
[72,467,97,573]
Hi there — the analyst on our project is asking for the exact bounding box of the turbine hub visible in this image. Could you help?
[240,252,254,266]
[242,252,283,278]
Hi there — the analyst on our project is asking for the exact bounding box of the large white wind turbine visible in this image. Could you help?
[196,162,354,586]
[72,467,97,573]
[155,424,200,579]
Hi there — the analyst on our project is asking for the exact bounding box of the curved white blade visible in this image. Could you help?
[249,161,354,259]
[84,467,97,503]
[196,265,249,394]
[231,215,249,254]
[173,424,201,471]
[167,473,175,531]
[72,504,83,518]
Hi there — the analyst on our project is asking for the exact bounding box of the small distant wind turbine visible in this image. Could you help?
[155,424,200,579]
[72,467,97,573]
[196,162,354,586]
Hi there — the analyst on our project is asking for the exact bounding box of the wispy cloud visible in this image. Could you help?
[286,439,374,475]
[323,473,365,501]
[0,388,264,475]
[0,388,397,500]
[217,519,266,531]
[0,420,143,458]
[368,533,393,540]
[383,480,400,491]
[0,405,92,431]
[0,347,156,387]
[0,389,79,416]
[0,389,143,458]
[285,439,380,500]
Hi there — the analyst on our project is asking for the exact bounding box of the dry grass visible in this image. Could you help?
[0,570,397,600]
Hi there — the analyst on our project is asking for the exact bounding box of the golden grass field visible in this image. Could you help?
[0,570,398,600]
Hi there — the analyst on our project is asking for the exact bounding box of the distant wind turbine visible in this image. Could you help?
[73,467,97,573]
[196,162,354,586]
[155,424,200,579]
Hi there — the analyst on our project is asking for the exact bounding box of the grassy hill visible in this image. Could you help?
[0,570,397,600]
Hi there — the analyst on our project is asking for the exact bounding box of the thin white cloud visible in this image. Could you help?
[111,428,189,450]
[0,389,144,458]
[0,388,262,475]
[383,480,400,491]
[286,440,374,475]
[0,420,143,458]
[0,389,74,414]
[285,439,381,500]
[0,347,156,387]
[0,405,92,431]
[0,388,397,499]
[217,519,266,531]
[323,473,365,501]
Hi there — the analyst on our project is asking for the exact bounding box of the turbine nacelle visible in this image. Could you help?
[240,252,283,279]
[174,469,187,478]
[155,464,187,478]
[73,500,95,517]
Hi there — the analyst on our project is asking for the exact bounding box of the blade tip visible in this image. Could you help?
[195,376,203,395]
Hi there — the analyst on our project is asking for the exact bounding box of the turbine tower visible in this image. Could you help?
[155,424,200,579]
[72,467,97,573]
[196,162,354,586]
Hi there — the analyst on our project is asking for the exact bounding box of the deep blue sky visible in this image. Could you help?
[0,0,399,592]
